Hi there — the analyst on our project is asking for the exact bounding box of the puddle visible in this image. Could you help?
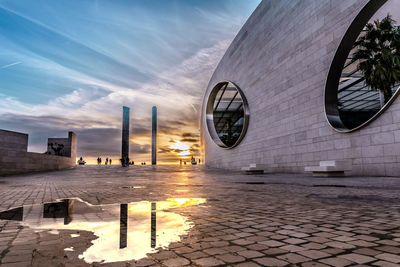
[0,197,206,264]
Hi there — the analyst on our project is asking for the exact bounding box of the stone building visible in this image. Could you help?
[0,130,77,176]
[201,0,400,176]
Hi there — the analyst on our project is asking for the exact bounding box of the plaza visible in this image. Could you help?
[1,0,400,266]
[0,166,399,266]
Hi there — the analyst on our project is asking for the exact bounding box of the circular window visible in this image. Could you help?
[206,81,249,148]
[325,0,400,132]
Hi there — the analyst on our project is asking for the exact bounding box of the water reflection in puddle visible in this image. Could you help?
[0,198,206,264]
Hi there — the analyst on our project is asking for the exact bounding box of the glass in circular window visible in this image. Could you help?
[206,81,249,148]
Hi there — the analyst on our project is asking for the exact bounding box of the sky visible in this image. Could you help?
[0,0,260,164]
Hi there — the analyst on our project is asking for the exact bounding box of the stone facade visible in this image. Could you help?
[201,0,400,176]
[0,130,77,176]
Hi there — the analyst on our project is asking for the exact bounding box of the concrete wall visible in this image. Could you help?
[0,130,77,176]
[201,0,400,176]
[47,132,76,157]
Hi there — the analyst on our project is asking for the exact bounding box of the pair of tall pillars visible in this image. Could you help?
[119,202,156,249]
[121,106,157,166]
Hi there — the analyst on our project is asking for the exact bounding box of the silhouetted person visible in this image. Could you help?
[105,158,108,165]
[99,157,102,165]
[121,156,129,167]
[97,157,100,165]
[78,157,85,165]
[199,159,201,164]
[180,159,182,166]
[109,159,112,165]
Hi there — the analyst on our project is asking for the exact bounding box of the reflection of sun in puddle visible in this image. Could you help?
[0,198,206,264]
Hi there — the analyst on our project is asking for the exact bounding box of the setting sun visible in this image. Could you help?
[170,141,191,158]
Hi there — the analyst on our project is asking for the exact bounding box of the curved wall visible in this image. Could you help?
[201,0,400,176]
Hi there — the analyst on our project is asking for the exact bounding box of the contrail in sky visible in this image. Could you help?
[0,61,21,69]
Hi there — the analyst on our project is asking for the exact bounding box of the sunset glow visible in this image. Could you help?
[0,0,259,164]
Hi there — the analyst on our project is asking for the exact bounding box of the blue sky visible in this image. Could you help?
[0,0,259,163]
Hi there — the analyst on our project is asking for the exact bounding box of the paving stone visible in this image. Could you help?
[0,167,400,267]
[203,248,226,255]
[0,262,32,267]
[354,248,382,256]
[130,258,156,266]
[232,239,255,246]
[338,253,376,264]
[193,257,225,267]
[281,244,307,252]
[151,251,178,260]
[349,240,377,247]
[1,253,32,263]
[301,262,330,267]
[162,257,190,267]
[262,248,286,256]
[237,250,264,259]
[277,253,310,264]
[325,241,356,249]
[375,253,400,263]
[298,250,331,260]
[216,253,246,263]
[245,244,269,251]
[253,257,288,266]
[372,261,400,267]
[302,242,327,250]
[234,262,262,267]
[376,246,400,255]
[319,257,353,267]
[320,248,344,256]
[182,251,207,260]
[259,240,285,247]
[283,238,307,245]
[221,246,247,253]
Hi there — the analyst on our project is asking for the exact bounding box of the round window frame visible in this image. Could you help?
[324,0,400,133]
[206,81,250,149]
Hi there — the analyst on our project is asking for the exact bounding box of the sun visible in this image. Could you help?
[170,141,191,159]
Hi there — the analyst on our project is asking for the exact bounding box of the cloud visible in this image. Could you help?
[0,38,229,161]
[0,6,152,87]
[0,0,260,162]
[182,132,199,138]
[181,138,198,143]
[0,61,21,69]
[131,142,151,155]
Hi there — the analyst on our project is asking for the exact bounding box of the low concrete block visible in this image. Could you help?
[305,160,352,177]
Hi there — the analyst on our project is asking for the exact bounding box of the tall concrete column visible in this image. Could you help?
[121,106,130,167]
[150,202,156,248]
[152,106,157,165]
[119,203,128,248]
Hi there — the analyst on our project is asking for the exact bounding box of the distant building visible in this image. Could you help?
[0,130,77,176]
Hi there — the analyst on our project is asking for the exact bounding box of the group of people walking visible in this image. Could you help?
[97,157,112,165]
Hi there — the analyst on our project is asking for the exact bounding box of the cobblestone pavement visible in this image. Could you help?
[0,165,400,267]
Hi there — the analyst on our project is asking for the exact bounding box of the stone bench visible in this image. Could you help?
[305,161,352,177]
[241,164,266,175]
